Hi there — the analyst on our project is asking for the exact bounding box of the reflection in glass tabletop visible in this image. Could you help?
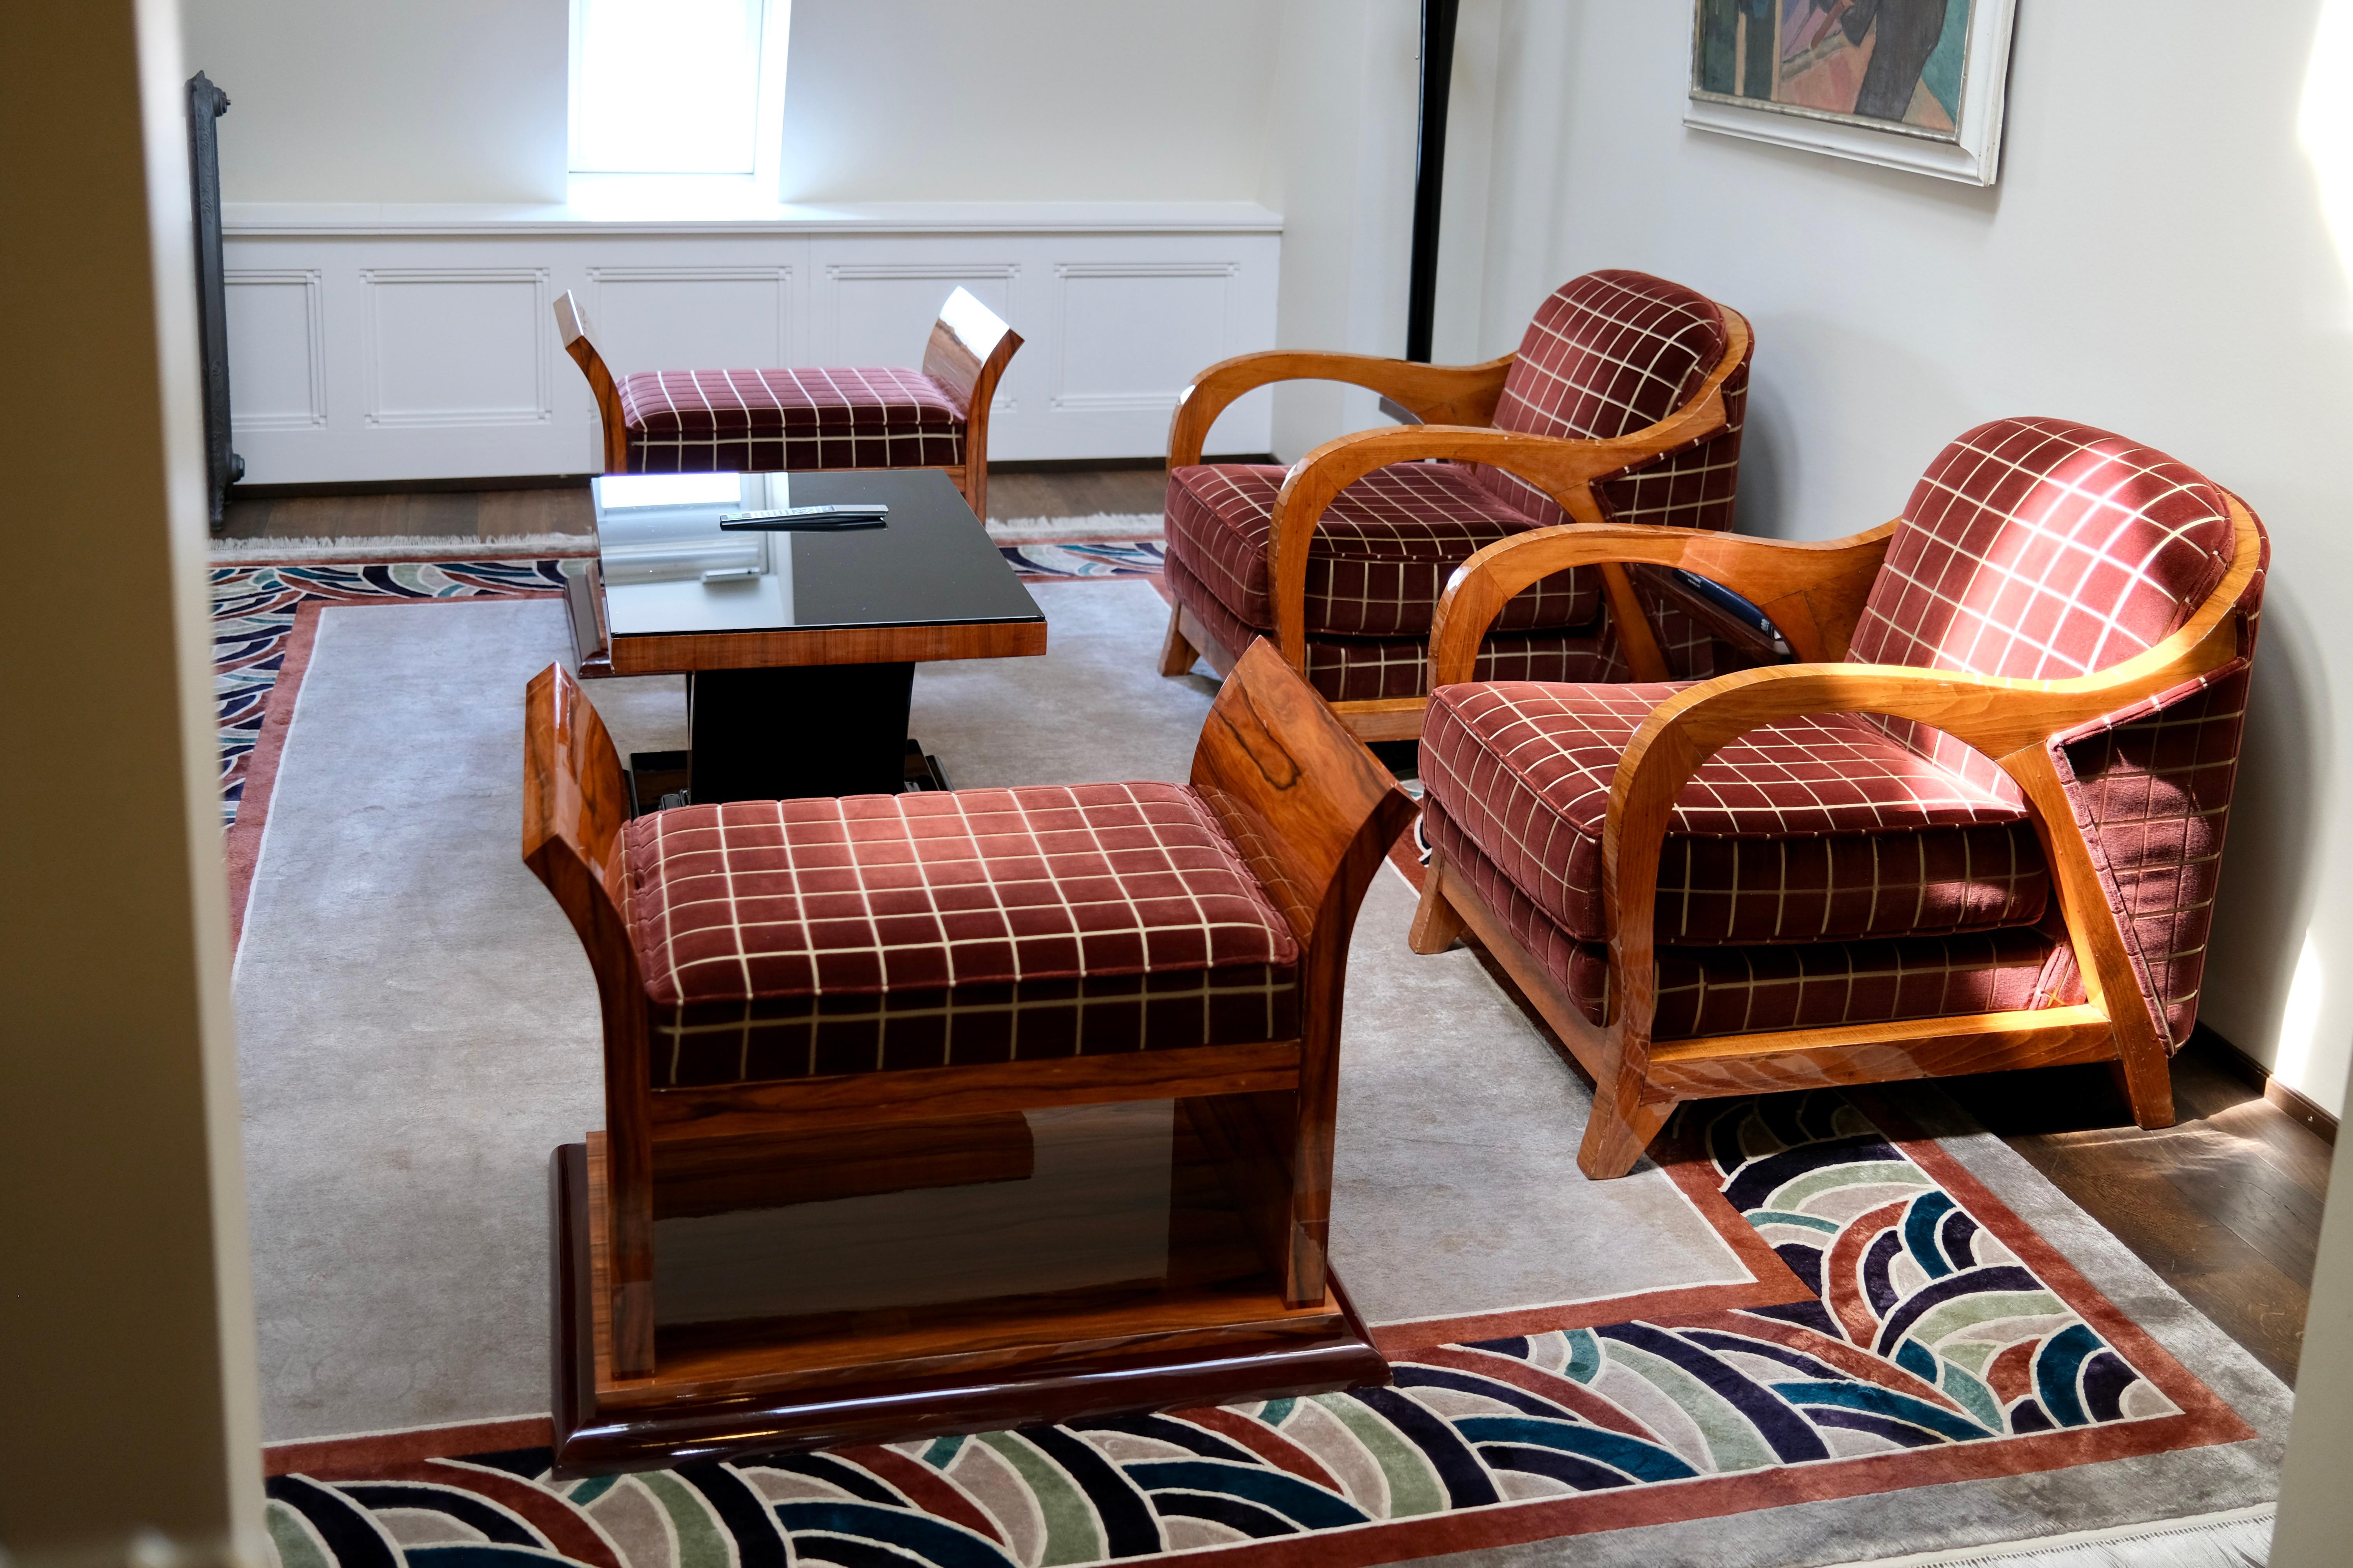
[592,469,1044,641]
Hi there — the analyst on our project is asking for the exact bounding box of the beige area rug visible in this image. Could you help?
[234,583,1763,1442]
[232,580,2290,1568]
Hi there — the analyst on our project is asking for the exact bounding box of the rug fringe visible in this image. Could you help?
[211,532,597,563]
[1820,1505,2274,1568]
[985,511,1161,543]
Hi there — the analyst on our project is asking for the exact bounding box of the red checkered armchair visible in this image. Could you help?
[1157,271,1756,742]
[554,287,1021,519]
[1407,417,2269,1178]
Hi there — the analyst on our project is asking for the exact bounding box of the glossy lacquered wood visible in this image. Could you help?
[1412,499,2267,1178]
[549,1121,1388,1474]
[1159,314,1752,739]
[646,1038,1304,1145]
[529,638,1412,1459]
[551,288,1022,516]
[609,617,1047,676]
[524,666,657,1374]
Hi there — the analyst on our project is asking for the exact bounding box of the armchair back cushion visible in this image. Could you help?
[1845,417,2268,1049]
[1469,269,1750,535]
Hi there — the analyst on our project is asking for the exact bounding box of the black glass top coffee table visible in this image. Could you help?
[565,468,1046,803]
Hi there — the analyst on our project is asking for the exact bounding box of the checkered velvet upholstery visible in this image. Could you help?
[1423,417,2265,1048]
[1844,417,2268,1049]
[1169,553,1726,703]
[1161,270,1750,697]
[1421,682,2049,945]
[618,367,966,474]
[619,784,1300,1086]
[1422,800,2071,1040]
[1468,269,1750,537]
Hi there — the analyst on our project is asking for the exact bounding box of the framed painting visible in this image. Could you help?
[1687,0,2019,185]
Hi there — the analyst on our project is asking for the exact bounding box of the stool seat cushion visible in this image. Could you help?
[1421,680,2051,946]
[1165,462,1600,638]
[618,366,967,474]
[620,784,1300,1086]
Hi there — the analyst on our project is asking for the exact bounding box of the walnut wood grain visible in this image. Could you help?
[1428,517,1899,688]
[608,617,1046,675]
[550,1130,1388,1474]
[555,292,630,475]
[525,666,657,1375]
[1266,310,1751,682]
[533,643,1407,1419]
[919,290,1023,519]
[1644,1006,2120,1095]
[651,1115,1036,1218]
[1167,349,1517,470]
[1410,497,2265,1178]
[1191,639,1419,1305]
[647,1039,1304,1144]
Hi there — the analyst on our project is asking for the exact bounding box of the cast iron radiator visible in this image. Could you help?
[188,71,242,533]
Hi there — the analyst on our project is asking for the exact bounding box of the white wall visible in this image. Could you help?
[182,0,1281,207]
[1377,0,2353,1109]
[182,0,569,202]
[779,1,1278,202]
[1256,0,1421,459]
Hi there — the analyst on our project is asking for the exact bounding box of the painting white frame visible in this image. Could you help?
[1685,0,2019,186]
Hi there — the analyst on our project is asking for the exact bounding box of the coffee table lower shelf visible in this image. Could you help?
[548,1140,1389,1477]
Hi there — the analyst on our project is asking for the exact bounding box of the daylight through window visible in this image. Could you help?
[569,0,784,177]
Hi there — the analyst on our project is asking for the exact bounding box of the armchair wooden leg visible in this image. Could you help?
[1408,854,1467,955]
[2110,1024,2178,1131]
[1577,1080,1674,1180]
[1159,603,1201,677]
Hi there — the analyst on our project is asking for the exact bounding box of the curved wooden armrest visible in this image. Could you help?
[1166,350,1516,468]
[1266,315,1752,677]
[1598,495,2262,1046]
[1427,520,1898,684]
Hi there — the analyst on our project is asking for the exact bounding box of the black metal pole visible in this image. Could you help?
[1405,0,1461,364]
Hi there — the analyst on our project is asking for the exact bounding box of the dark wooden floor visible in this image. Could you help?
[216,462,1172,540]
[218,470,2333,1387]
[1947,1033,2330,1384]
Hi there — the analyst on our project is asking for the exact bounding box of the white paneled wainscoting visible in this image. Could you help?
[220,202,1282,484]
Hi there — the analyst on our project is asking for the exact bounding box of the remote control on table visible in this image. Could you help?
[718,504,888,530]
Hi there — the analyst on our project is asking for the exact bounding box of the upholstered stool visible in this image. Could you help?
[554,287,1020,519]
[524,640,1413,1473]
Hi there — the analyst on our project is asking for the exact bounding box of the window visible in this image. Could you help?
[569,0,789,181]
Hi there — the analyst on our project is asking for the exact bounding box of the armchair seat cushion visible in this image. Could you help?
[1166,462,1601,638]
[1421,680,2051,945]
[618,367,967,474]
[1424,801,2070,1039]
[620,784,1299,1086]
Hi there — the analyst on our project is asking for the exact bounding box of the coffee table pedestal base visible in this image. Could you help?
[688,661,914,802]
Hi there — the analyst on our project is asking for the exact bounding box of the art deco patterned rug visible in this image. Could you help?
[222,569,2287,1568]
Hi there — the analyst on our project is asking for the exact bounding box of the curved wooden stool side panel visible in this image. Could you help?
[524,665,655,1375]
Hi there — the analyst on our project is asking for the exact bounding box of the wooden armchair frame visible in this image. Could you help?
[1159,312,1753,742]
[1407,504,2263,1179]
[553,287,1023,519]
[524,641,1412,1463]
